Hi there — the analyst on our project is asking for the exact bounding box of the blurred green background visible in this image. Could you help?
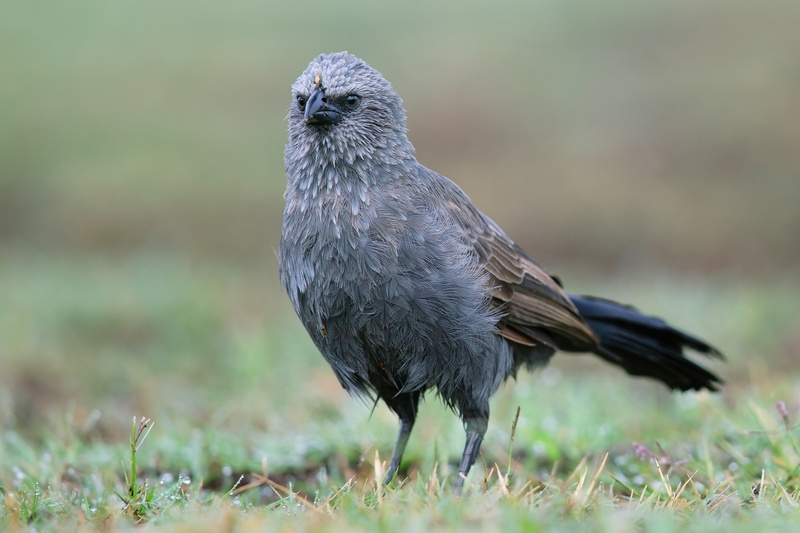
[1,0,798,456]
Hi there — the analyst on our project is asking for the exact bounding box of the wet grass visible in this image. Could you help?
[1,246,799,531]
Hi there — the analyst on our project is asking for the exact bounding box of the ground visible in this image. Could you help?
[1,250,799,531]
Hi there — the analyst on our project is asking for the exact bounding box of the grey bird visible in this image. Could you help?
[279,52,722,494]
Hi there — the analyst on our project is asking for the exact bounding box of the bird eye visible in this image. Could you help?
[344,94,361,110]
[296,94,307,110]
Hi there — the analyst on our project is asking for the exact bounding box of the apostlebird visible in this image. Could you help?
[279,52,722,494]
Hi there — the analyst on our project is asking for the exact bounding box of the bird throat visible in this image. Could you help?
[287,154,380,239]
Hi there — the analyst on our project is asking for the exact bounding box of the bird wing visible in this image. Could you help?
[430,171,598,349]
[473,215,599,348]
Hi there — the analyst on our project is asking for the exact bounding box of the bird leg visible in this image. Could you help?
[382,391,420,485]
[384,416,415,485]
[453,415,488,495]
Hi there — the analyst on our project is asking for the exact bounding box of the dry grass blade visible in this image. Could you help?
[426,462,440,495]
[581,453,608,506]
[506,405,521,481]
[374,450,386,503]
[655,459,673,502]
[770,474,799,508]
[239,474,324,515]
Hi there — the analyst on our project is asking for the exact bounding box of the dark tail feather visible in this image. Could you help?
[568,294,723,392]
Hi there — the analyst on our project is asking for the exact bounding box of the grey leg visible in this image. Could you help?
[382,391,420,485]
[384,416,415,485]
[453,415,488,495]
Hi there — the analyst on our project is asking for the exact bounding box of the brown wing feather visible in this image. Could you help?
[484,233,599,348]
[432,173,598,349]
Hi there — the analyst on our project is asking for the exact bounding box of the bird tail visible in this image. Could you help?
[568,294,723,391]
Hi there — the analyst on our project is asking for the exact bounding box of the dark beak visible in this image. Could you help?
[304,88,341,125]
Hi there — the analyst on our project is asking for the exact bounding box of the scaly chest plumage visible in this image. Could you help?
[281,182,389,320]
[281,177,492,386]
[279,149,501,402]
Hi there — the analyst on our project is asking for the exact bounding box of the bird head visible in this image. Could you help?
[288,52,412,163]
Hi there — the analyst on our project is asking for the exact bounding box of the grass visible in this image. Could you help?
[2,383,800,532]
[1,246,799,531]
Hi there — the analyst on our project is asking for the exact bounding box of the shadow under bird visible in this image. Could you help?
[279,52,723,494]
